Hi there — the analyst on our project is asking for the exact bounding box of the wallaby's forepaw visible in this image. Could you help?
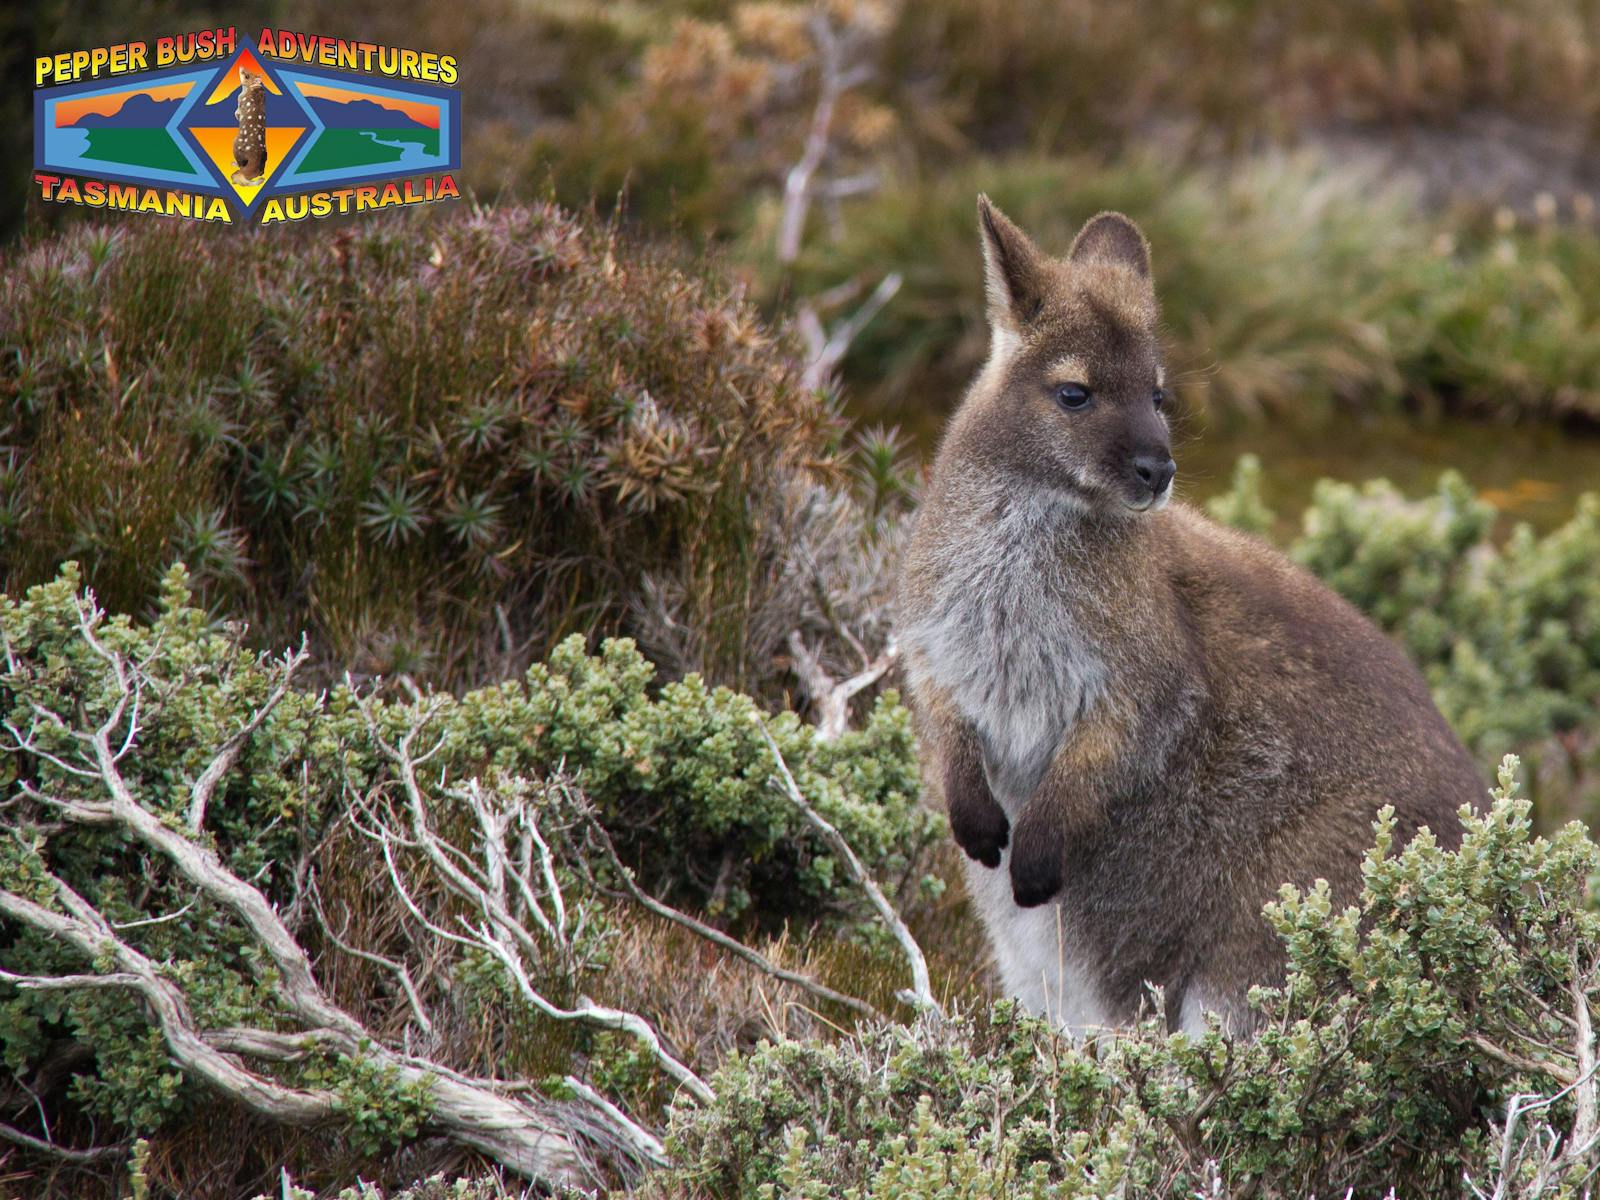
[950,794,1008,868]
[1008,801,1063,907]
[944,757,1008,869]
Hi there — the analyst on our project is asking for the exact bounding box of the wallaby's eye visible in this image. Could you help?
[1152,387,1167,411]
[1054,383,1092,411]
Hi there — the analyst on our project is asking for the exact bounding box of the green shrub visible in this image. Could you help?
[655,759,1600,1198]
[0,564,935,1191]
[1208,458,1600,820]
[0,204,893,700]
[261,1176,551,1200]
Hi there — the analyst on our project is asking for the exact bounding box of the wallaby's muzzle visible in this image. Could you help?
[1129,451,1176,508]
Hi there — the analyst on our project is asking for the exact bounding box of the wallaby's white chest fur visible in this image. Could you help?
[903,488,1107,815]
[959,850,1112,1032]
[902,489,1114,1034]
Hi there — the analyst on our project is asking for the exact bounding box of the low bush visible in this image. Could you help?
[0,204,899,701]
[6,491,1598,1199]
[656,759,1600,1198]
[0,566,937,1196]
[261,1177,542,1200]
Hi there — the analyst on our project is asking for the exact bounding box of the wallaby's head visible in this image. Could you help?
[955,196,1173,515]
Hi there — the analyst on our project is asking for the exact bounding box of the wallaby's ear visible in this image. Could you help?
[1068,211,1151,278]
[977,194,1050,329]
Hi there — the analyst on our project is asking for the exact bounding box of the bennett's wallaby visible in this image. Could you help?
[897,197,1484,1036]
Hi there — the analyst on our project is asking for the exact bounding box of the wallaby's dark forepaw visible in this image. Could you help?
[945,753,1008,869]
[1010,856,1062,907]
[1008,799,1063,906]
[950,801,1008,868]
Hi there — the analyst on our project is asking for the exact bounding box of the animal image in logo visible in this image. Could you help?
[231,68,267,183]
[182,45,307,210]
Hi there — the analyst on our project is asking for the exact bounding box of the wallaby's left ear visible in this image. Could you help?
[977,194,1050,330]
[1068,211,1151,279]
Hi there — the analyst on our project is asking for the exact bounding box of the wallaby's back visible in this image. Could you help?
[1048,505,1477,1024]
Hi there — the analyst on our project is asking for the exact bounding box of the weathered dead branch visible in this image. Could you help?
[753,717,942,1019]
[785,628,897,741]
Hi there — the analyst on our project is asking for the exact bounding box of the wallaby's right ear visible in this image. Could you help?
[977,194,1049,331]
[1068,211,1151,278]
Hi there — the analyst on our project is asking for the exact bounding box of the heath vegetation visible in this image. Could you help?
[0,206,1597,1196]
[0,565,943,1196]
[0,206,912,702]
[4,553,1600,1198]
[6,0,1600,1196]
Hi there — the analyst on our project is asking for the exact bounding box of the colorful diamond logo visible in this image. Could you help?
[35,33,460,223]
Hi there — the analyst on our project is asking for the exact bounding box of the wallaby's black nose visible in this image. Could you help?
[1132,454,1176,497]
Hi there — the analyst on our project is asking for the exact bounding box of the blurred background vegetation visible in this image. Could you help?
[6,1,1600,1195]
[12,0,1600,490]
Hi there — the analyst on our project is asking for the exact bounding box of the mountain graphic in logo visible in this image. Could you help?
[42,82,208,180]
[74,93,182,127]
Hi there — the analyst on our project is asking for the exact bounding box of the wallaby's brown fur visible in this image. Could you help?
[897,197,1483,1035]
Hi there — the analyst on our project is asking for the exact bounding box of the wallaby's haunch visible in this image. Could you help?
[897,198,1484,1036]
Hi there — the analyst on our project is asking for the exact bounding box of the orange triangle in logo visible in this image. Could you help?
[205,49,283,104]
[190,126,305,203]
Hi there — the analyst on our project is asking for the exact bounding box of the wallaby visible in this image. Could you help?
[896,197,1485,1036]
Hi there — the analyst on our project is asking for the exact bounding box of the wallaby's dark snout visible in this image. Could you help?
[1131,452,1176,499]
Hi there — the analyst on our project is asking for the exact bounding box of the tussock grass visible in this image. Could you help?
[769,154,1600,427]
